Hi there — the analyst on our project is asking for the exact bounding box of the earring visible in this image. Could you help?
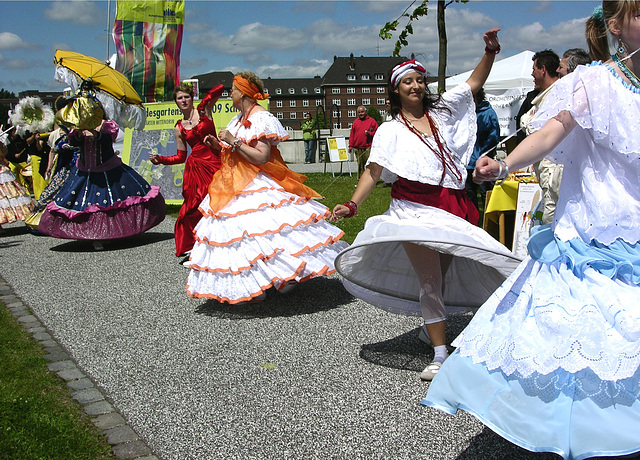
[617,36,629,56]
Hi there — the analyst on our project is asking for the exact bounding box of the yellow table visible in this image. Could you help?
[483,180,520,247]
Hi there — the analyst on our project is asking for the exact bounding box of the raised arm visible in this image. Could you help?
[466,28,500,95]
[474,110,577,183]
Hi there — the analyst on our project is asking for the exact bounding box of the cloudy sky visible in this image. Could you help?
[0,0,597,95]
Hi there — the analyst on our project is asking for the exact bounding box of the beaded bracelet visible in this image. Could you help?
[485,45,501,55]
[495,159,510,186]
[344,200,358,218]
[231,138,243,152]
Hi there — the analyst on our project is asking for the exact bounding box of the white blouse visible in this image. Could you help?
[530,62,640,246]
[367,82,476,190]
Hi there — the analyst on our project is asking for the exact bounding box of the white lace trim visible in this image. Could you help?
[455,259,640,381]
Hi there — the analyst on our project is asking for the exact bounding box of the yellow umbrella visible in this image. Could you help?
[54,49,142,106]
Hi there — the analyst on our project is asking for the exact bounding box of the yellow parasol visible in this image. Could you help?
[53,50,146,129]
[54,50,142,105]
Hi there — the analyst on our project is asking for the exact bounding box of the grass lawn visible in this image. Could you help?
[0,303,116,460]
[166,172,392,244]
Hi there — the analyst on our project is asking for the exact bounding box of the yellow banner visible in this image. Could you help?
[122,98,268,204]
[115,1,184,25]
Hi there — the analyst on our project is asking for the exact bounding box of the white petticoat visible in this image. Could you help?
[186,172,348,303]
[334,199,522,316]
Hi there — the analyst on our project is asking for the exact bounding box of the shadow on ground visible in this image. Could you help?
[48,231,175,252]
[194,277,354,319]
[359,314,473,373]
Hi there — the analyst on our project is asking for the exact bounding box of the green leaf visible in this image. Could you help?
[260,363,277,370]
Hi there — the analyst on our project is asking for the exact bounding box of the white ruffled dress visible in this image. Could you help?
[186,111,348,303]
[423,63,640,460]
[335,83,521,316]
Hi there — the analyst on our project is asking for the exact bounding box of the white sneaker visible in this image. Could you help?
[420,361,442,381]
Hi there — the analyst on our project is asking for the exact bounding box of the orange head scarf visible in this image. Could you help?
[233,75,268,100]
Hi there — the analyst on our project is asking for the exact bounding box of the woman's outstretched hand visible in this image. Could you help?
[483,28,500,51]
[330,204,349,222]
[203,134,221,150]
[474,156,501,184]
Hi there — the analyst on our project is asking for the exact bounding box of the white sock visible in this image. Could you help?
[433,345,449,364]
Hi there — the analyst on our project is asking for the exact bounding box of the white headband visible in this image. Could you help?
[390,59,427,87]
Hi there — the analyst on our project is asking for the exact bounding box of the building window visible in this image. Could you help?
[347,98,356,106]
[361,87,370,94]
[276,100,283,108]
[290,100,296,107]
[303,100,309,107]
[222,91,229,97]
[347,87,355,94]
[347,74,356,81]
[276,88,282,94]
[332,87,340,94]
[314,87,321,93]
[288,88,295,94]
[333,122,341,129]
[263,88,269,94]
[360,74,370,81]
[290,112,297,119]
[332,99,341,106]
[276,112,283,119]
[375,73,385,80]
[316,99,323,106]
[332,110,340,118]
[377,87,385,93]
[302,88,308,94]
[362,98,370,105]
[377,98,386,105]
[348,110,356,118]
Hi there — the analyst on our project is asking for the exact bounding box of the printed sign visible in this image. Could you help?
[121,98,267,204]
[326,137,348,162]
[512,182,542,258]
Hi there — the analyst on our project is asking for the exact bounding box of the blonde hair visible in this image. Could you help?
[586,0,640,61]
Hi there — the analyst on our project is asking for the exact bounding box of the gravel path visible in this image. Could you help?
[0,219,559,460]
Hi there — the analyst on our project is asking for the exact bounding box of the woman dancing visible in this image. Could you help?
[150,83,224,258]
[423,2,640,458]
[332,29,520,381]
[186,71,348,304]
[39,96,165,246]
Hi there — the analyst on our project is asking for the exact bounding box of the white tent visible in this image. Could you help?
[429,50,535,136]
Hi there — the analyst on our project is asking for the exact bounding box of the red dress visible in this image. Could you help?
[158,116,222,255]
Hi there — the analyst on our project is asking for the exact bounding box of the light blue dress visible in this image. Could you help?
[422,62,640,460]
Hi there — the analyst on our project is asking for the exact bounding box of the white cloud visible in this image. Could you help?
[44,1,103,26]
[256,59,332,79]
[189,22,306,54]
[0,32,39,51]
[0,57,32,70]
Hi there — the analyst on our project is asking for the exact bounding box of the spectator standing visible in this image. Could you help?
[557,47,592,77]
[520,49,561,224]
[301,113,316,164]
[348,106,378,178]
[465,88,500,223]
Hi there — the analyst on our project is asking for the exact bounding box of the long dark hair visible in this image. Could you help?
[387,62,444,118]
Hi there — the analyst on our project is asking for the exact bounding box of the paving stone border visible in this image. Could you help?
[0,276,159,460]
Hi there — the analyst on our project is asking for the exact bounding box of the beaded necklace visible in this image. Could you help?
[399,110,463,184]
[612,53,640,89]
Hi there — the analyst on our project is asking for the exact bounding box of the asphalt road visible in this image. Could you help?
[0,218,561,460]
